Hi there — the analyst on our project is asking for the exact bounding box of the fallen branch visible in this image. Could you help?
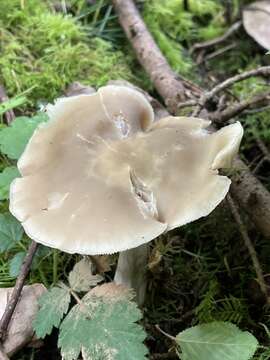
[0,241,38,341]
[230,158,270,237]
[113,0,270,238]
[112,0,202,113]
[227,195,269,303]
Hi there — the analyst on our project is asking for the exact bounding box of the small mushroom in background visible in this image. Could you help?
[243,1,270,50]
[0,284,46,356]
[9,85,243,304]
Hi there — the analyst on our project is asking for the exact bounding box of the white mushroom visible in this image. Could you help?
[243,1,270,50]
[9,85,243,302]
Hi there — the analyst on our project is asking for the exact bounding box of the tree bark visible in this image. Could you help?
[230,158,270,236]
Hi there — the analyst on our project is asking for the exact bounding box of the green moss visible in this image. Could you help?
[0,0,47,27]
[142,0,227,78]
[144,21,193,76]
[143,0,194,76]
[0,1,139,105]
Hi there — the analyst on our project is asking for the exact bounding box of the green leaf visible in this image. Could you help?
[58,283,147,360]
[0,113,48,160]
[9,251,26,277]
[33,286,71,338]
[68,258,103,292]
[0,213,24,252]
[0,166,20,200]
[176,322,258,360]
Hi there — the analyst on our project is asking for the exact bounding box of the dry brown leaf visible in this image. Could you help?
[0,284,46,356]
[243,1,270,50]
[148,248,162,272]
[89,255,112,274]
[88,283,134,302]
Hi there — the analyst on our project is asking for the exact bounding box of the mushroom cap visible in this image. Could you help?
[243,1,270,50]
[9,85,243,255]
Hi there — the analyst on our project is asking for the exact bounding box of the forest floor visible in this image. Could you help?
[0,0,270,359]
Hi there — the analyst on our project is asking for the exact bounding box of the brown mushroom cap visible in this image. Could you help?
[9,85,243,254]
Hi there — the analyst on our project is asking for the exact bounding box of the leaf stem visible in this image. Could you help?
[155,324,176,341]
[53,249,58,285]
[38,267,49,288]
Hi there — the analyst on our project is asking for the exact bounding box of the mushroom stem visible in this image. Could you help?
[114,244,149,306]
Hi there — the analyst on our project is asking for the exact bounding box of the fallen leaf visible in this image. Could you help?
[148,248,162,272]
[0,284,47,356]
[89,255,112,274]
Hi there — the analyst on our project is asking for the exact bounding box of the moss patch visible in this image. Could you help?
[142,0,226,77]
[0,0,140,106]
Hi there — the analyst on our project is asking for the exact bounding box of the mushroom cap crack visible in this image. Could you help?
[9,85,243,254]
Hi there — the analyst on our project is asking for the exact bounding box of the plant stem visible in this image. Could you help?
[53,249,58,285]
[38,267,49,288]
[0,241,38,341]
[155,325,176,341]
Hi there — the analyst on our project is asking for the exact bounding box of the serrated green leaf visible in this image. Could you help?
[0,166,20,200]
[0,212,24,252]
[68,258,103,292]
[33,286,71,338]
[0,113,48,160]
[58,283,147,360]
[176,322,258,360]
[9,251,26,277]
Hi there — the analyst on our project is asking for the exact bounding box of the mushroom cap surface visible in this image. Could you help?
[9,85,243,254]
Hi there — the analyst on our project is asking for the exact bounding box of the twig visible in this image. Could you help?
[252,157,266,175]
[255,137,270,162]
[201,66,270,106]
[0,241,38,341]
[198,43,236,64]
[227,195,269,303]
[0,86,15,125]
[243,104,270,115]
[191,21,242,52]
[177,99,198,109]
[209,92,270,123]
